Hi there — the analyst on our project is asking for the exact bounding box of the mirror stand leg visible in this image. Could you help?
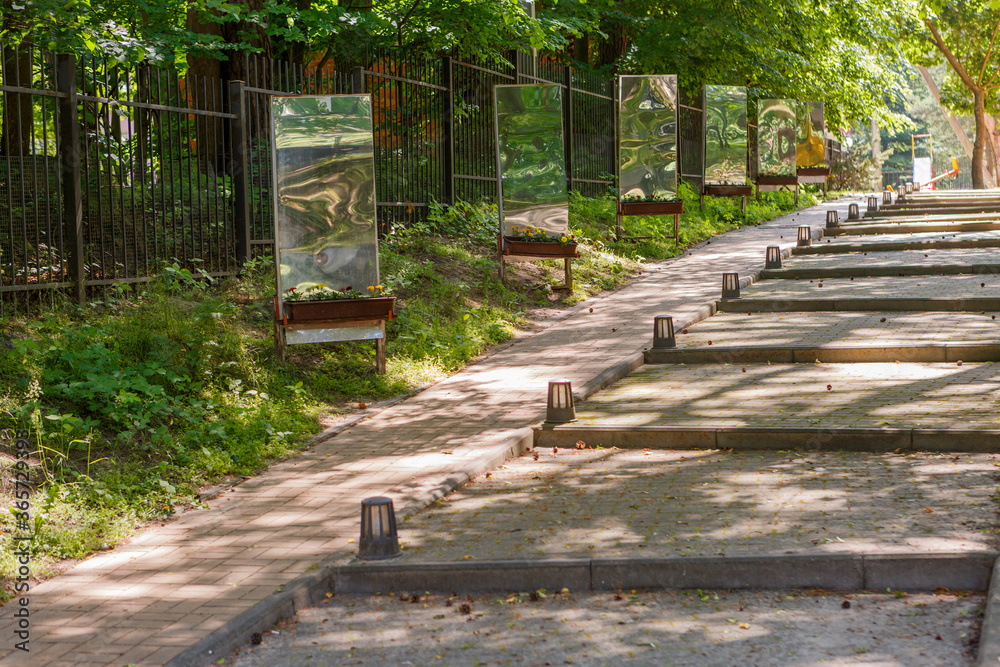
[564,258,572,290]
[274,321,286,361]
[376,322,387,375]
[673,213,680,245]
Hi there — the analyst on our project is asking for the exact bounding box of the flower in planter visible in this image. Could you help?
[508,225,576,246]
[284,283,386,302]
[621,192,682,203]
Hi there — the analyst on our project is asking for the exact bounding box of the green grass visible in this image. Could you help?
[0,189,818,598]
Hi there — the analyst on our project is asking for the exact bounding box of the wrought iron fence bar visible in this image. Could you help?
[0,84,66,98]
[570,86,612,101]
[572,177,613,184]
[361,68,448,91]
[0,281,75,293]
[75,94,237,119]
[452,60,516,80]
[454,174,497,182]
[377,202,429,207]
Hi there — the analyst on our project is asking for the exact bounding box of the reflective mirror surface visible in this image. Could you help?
[757,99,797,177]
[704,86,748,185]
[619,75,677,200]
[272,95,379,298]
[494,84,569,237]
[796,101,825,168]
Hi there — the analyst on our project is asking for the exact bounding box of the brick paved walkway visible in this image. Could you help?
[0,200,861,666]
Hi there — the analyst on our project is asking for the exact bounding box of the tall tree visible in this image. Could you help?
[909,0,1000,188]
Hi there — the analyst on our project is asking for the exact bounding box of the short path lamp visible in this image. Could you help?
[765,246,782,269]
[882,191,892,205]
[358,497,401,560]
[866,196,879,213]
[826,211,839,229]
[722,272,741,299]
[847,203,860,220]
[653,315,676,348]
[797,226,812,247]
[546,380,575,423]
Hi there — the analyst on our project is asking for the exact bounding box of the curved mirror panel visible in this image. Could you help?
[704,86,748,186]
[494,84,569,237]
[619,75,677,200]
[272,95,379,298]
[796,100,826,168]
[757,99,797,177]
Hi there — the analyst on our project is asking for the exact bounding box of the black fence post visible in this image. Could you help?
[352,67,365,94]
[56,53,84,306]
[563,65,574,193]
[229,80,251,266]
[441,56,456,206]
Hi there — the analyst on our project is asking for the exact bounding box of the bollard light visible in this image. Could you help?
[722,272,740,299]
[866,196,879,213]
[882,190,892,205]
[546,380,575,423]
[653,315,676,349]
[765,246,782,269]
[914,181,921,191]
[826,211,839,229]
[905,182,913,195]
[358,497,401,560]
[797,226,812,247]
[847,203,860,220]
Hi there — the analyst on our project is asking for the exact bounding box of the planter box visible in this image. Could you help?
[502,238,579,258]
[797,167,831,177]
[619,200,684,216]
[279,296,396,323]
[704,185,753,197]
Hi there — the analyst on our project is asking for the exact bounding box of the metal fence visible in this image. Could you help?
[0,43,617,307]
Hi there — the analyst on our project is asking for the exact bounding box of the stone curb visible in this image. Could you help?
[976,555,1000,665]
[718,297,1000,313]
[333,551,997,595]
[826,222,1000,236]
[761,263,1000,280]
[864,206,1000,218]
[167,428,534,667]
[793,238,1000,255]
[644,343,1000,364]
[533,426,1000,453]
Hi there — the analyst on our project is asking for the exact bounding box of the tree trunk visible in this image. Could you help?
[595,19,627,70]
[572,34,590,66]
[1,43,33,158]
[972,88,988,189]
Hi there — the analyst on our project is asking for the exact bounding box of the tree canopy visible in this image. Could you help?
[905,0,1000,187]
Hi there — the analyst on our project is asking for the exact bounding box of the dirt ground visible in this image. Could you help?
[228,589,983,666]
